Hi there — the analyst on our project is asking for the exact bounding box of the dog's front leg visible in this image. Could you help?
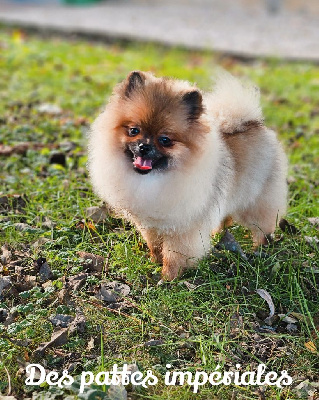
[139,227,163,264]
[161,224,211,280]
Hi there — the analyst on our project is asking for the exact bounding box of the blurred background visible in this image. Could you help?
[0,0,318,61]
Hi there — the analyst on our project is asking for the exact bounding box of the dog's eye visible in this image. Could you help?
[158,136,172,147]
[128,127,140,136]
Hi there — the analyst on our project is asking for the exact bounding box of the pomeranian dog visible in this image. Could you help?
[88,71,287,280]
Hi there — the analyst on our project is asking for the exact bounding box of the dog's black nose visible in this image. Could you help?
[139,143,152,156]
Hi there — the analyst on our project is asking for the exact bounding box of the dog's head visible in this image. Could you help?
[109,71,209,174]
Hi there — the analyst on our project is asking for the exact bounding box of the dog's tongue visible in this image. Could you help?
[133,157,152,170]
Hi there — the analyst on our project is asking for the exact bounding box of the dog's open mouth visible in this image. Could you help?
[133,156,155,175]
[133,156,153,171]
[125,148,169,174]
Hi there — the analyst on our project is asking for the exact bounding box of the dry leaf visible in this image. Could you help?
[0,143,29,156]
[87,337,95,351]
[286,323,298,333]
[0,145,13,156]
[86,221,97,231]
[37,103,62,115]
[278,314,298,324]
[1,245,11,265]
[0,308,8,323]
[304,236,319,249]
[256,289,275,324]
[305,341,317,353]
[216,230,247,259]
[0,276,11,297]
[3,311,18,327]
[294,380,319,399]
[15,275,37,292]
[39,260,53,282]
[77,251,107,273]
[108,383,127,400]
[0,194,27,214]
[68,273,88,291]
[288,313,311,328]
[34,328,68,356]
[96,281,130,303]
[68,311,86,335]
[183,281,196,291]
[230,312,244,334]
[279,218,299,235]
[49,314,74,328]
[0,142,58,157]
[76,221,85,230]
[3,335,31,347]
[144,339,164,347]
[14,223,32,232]
[85,205,110,223]
[32,237,50,249]
[308,217,319,230]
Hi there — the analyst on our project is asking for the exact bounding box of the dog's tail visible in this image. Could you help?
[207,71,264,134]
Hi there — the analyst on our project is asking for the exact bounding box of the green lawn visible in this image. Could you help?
[0,28,318,399]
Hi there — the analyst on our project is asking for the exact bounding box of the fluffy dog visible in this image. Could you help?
[88,71,287,280]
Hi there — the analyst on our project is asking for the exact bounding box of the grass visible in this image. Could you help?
[0,28,318,399]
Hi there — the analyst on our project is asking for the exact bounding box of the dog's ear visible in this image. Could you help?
[124,71,146,97]
[182,90,203,120]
